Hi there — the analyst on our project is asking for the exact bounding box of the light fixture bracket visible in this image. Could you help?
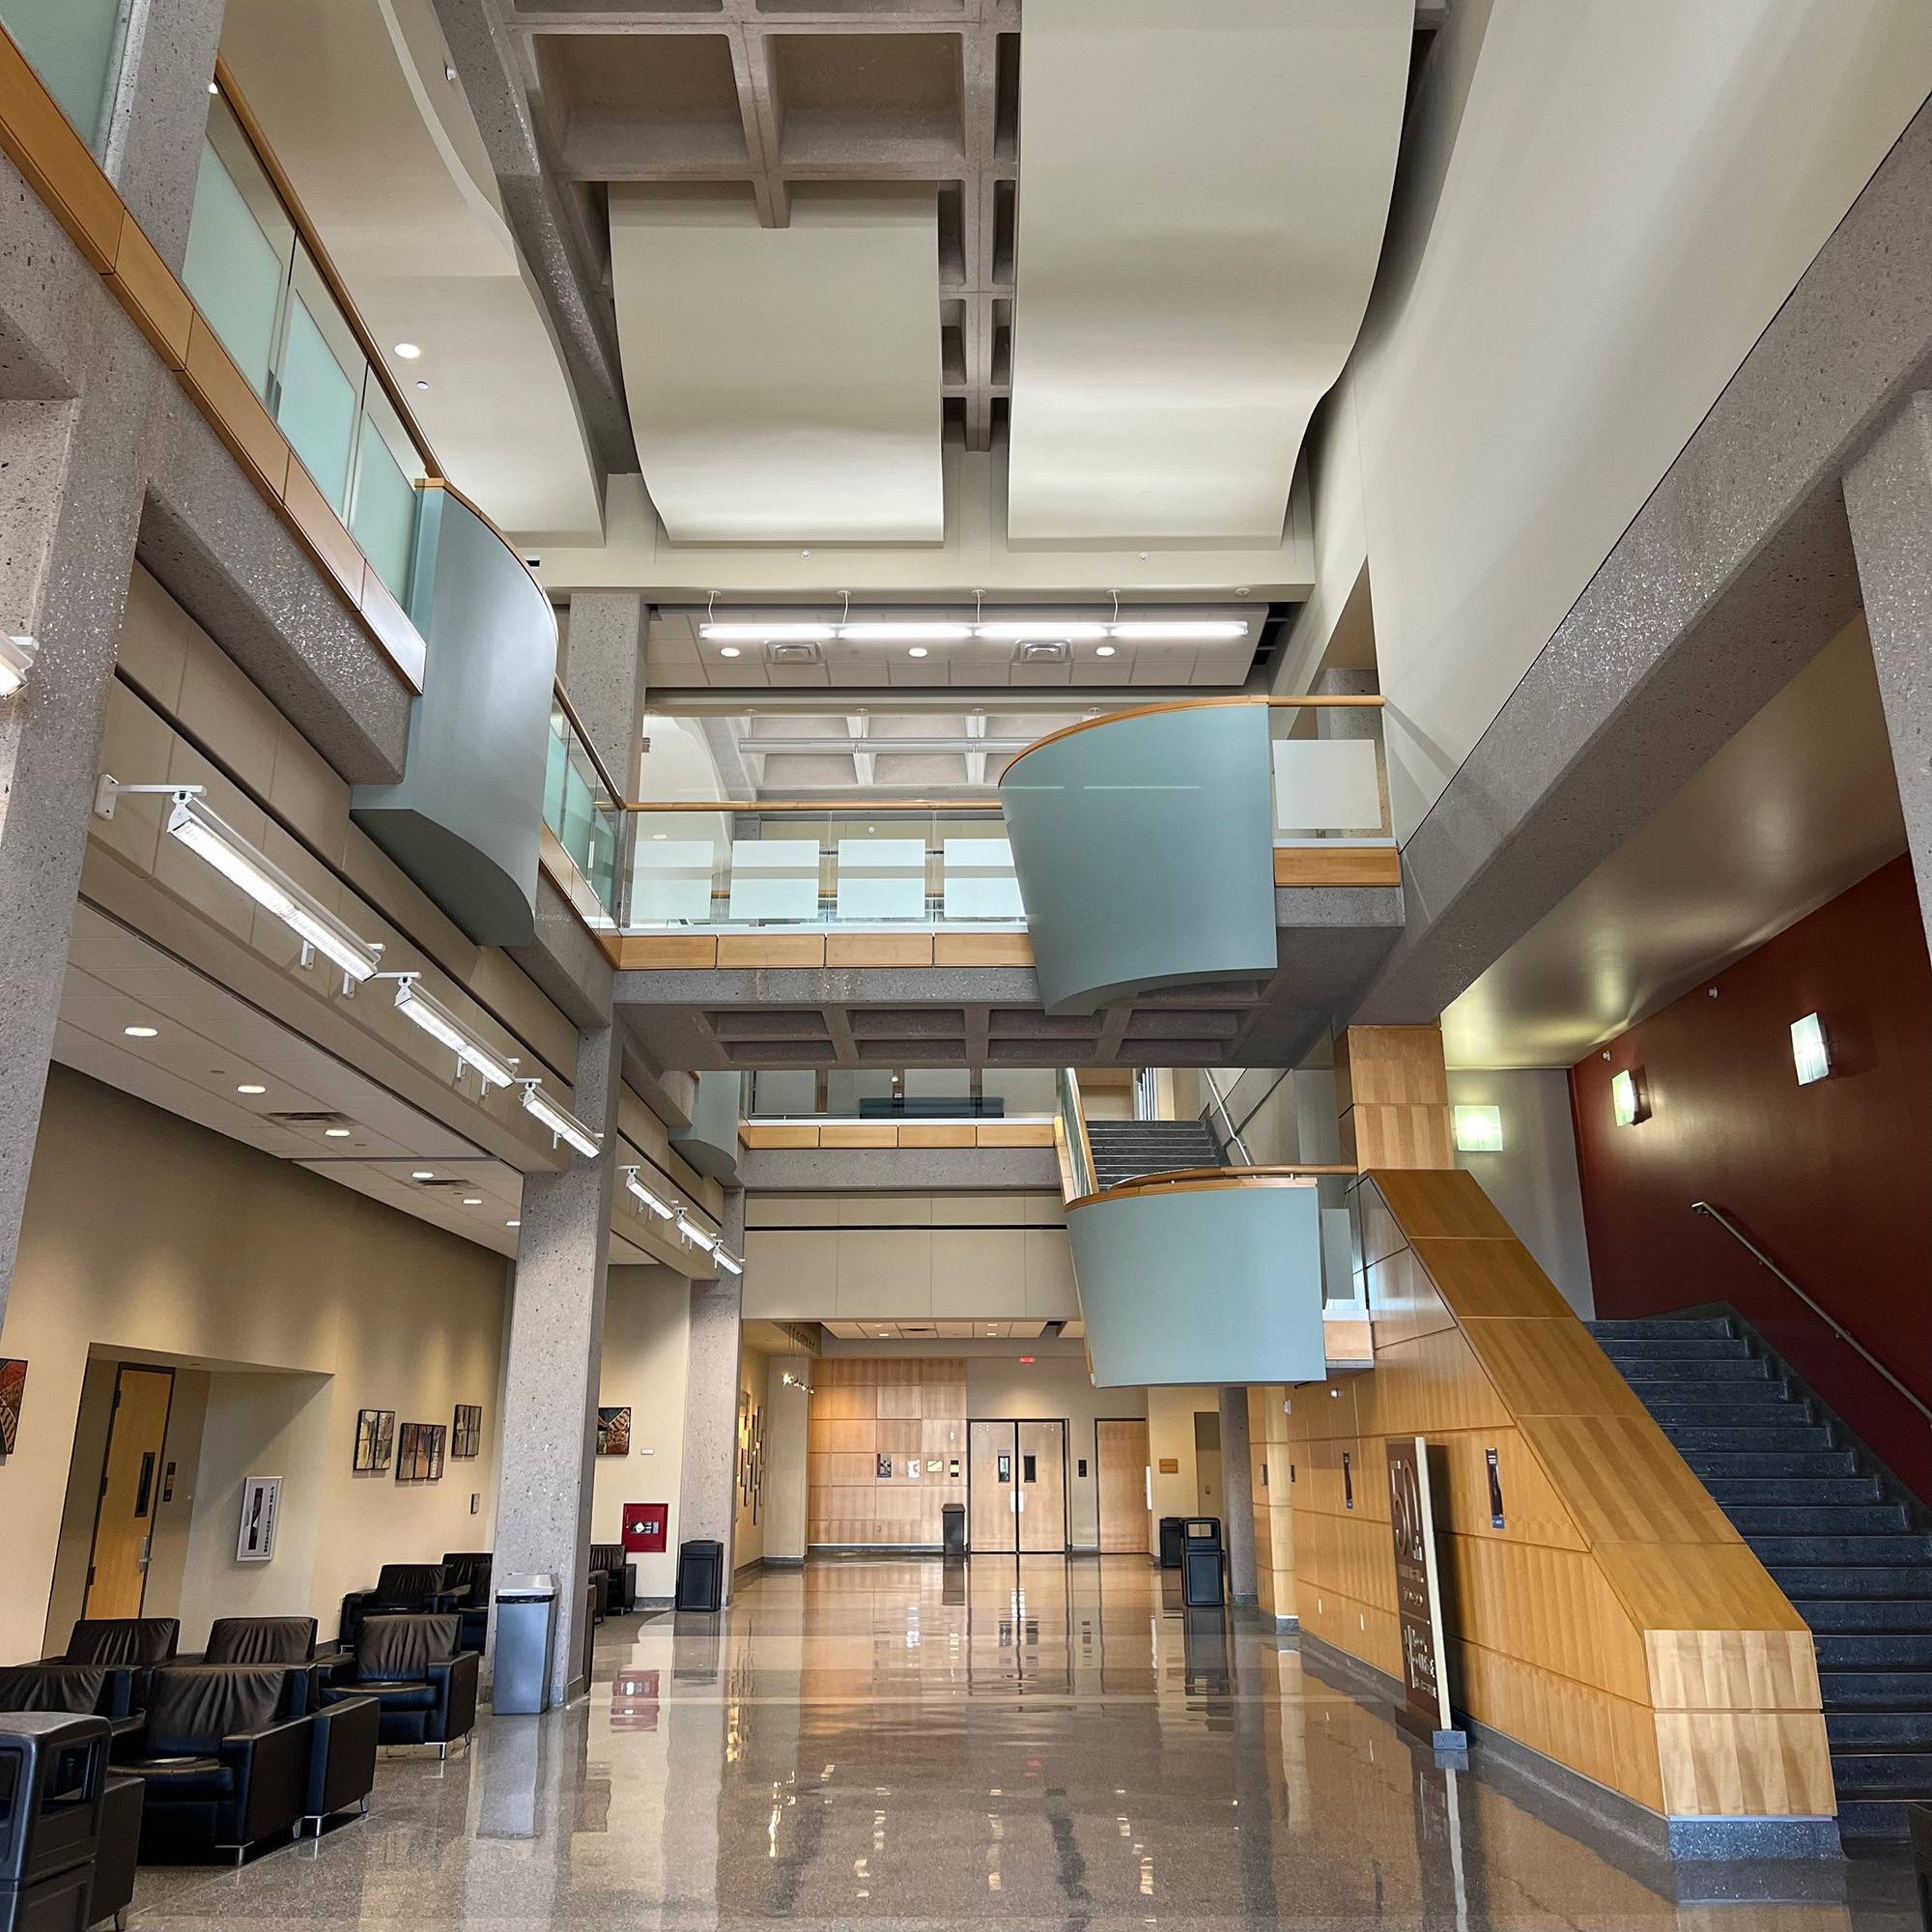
[94,777,203,822]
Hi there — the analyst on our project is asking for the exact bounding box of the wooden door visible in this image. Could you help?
[968,1420,1017,1553]
[1017,1420,1065,1552]
[1095,1418,1151,1554]
[85,1367,175,1616]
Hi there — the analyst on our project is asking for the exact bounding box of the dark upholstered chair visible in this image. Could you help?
[0,1662,114,1718]
[92,1772,145,1930]
[112,1664,311,1864]
[60,1620,180,1668]
[588,1545,636,1619]
[438,1553,493,1653]
[322,1615,476,1756]
[339,1565,456,1647]
[199,1620,373,1836]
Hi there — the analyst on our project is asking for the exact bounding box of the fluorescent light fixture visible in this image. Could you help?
[676,1215,717,1251]
[1453,1104,1503,1152]
[0,634,37,696]
[519,1081,601,1158]
[837,622,973,641]
[390,975,516,1088]
[1791,1012,1831,1086]
[622,1167,675,1219]
[972,621,1110,641]
[1610,1069,1641,1127]
[715,1249,744,1275]
[164,792,383,982]
[1106,619,1249,640]
[699,622,835,641]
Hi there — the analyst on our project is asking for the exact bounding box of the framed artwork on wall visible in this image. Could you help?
[0,1358,24,1456]
[396,1421,446,1483]
[597,1406,632,1456]
[236,1475,281,1561]
[451,1405,483,1459]
[354,1408,395,1472]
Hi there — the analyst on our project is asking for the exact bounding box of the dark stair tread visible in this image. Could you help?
[1584,1319,1737,1339]
[1726,1505,1909,1535]
[1749,1534,1932,1562]
[1593,1338,1756,1360]
[1670,1428,1837,1453]
[1799,1601,1932,1633]
[1773,1567,1932,1597]
[1703,1479,1881,1504]
[1629,1379,1793,1402]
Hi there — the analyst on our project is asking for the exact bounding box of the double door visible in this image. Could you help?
[968,1419,1066,1553]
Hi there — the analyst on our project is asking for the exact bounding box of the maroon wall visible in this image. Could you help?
[1572,856,1932,1498]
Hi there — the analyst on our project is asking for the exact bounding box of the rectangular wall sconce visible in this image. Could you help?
[518,1081,601,1158]
[389,975,516,1088]
[1791,1012,1831,1086]
[1610,1068,1645,1126]
[676,1215,717,1252]
[622,1167,675,1219]
[1453,1104,1503,1152]
[715,1249,744,1275]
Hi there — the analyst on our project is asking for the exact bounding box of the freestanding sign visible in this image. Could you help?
[1385,1436,1466,1752]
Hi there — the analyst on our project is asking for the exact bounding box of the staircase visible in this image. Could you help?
[1082,1119,1222,1191]
[1588,1314,1932,1839]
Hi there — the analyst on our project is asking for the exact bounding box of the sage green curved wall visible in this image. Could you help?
[352,492,558,946]
[671,1072,743,1183]
[999,704,1277,1016]
[1067,1184,1326,1388]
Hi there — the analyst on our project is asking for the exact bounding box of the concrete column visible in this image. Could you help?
[1218,1388,1257,1605]
[1844,391,1932,958]
[492,1023,622,1704]
[676,1190,746,1601]
[562,591,649,794]
[103,0,230,274]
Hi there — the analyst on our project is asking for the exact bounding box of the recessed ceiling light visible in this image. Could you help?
[236,1083,266,1094]
[412,1170,435,1180]
[906,646,928,658]
[324,1126,353,1138]
[506,1219,520,1229]
[414,380,429,391]
[651,832,667,840]
[207,80,219,94]
[463,1197,482,1206]
[393,342,422,360]
[719,645,741,658]
[1094,644,1117,657]
[123,1025,158,1038]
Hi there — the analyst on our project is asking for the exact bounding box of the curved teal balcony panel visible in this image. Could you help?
[1067,1181,1326,1389]
[670,1072,743,1183]
[352,491,557,946]
[999,704,1277,1016]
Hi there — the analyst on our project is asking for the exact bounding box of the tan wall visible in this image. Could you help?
[1146,1385,1218,1524]
[734,1344,769,1569]
[592,1266,690,1603]
[0,1067,507,1660]
[761,1367,810,1563]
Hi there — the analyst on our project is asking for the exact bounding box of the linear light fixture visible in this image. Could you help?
[838,622,975,642]
[699,622,836,641]
[1105,619,1248,640]
[622,1166,675,1219]
[387,974,517,1088]
[715,1249,744,1275]
[676,1214,717,1252]
[971,621,1111,641]
[0,634,37,696]
[518,1081,601,1158]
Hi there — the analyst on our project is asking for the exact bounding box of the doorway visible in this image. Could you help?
[85,1366,175,1617]
[1095,1418,1151,1554]
[967,1420,1066,1553]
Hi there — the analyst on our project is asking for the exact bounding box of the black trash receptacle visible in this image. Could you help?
[0,1712,109,1932]
[1157,1516,1185,1570]
[675,1539,724,1611]
[1182,1518,1225,1608]
[942,1503,966,1557]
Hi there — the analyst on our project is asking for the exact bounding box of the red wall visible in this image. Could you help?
[1572,856,1932,1498]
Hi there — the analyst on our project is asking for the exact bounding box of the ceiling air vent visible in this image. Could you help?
[269,1110,351,1127]
[1014,639,1069,664]
[768,640,823,666]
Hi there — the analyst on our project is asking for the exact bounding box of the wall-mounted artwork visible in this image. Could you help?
[236,1475,281,1561]
[396,1421,445,1483]
[0,1358,24,1456]
[354,1408,395,1473]
[451,1404,483,1460]
[597,1406,632,1456]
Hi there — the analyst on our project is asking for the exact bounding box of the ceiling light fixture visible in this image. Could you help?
[699,622,835,641]
[0,634,38,697]
[506,1219,520,1229]
[837,622,973,642]
[906,646,928,659]
[123,1025,158,1038]
[715,1249,744,1275]
[622,1167,675,1219]
[1106,619,1248,640]
[324,1126,352,1138]
[414,381,429,391]
[393,342,422,360]
[1094,644,1117,658]
[973,621,1109,641]
[385,974,517,1088]
[463,1196,482,1206]
[676,1215,717,1252]
[519,1081,601,1158]
[236,1083,266,1095]
[412,1171,435,1180]
[718,646,742,658]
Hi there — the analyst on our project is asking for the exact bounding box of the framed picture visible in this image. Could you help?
[354,1407,395,1473]
[396,1421,446,1483]
[451,1404,483,1459]
[237,1475,281,1561]
[597,1406,632,1456]
[0,1358,24,1456]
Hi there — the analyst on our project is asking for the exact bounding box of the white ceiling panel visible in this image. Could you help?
[611,184,944,543]
[1007,0,1412,543]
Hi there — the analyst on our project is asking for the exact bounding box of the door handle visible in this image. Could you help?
[137,1535,152,1572]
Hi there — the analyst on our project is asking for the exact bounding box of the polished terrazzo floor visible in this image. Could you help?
[128,1556,1924,1929]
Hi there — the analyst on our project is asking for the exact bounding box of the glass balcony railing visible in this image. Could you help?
[181,77,429,607]
[543,693,625,924]
[745,1065,1058,1121]
[0,0,128,154]
[1057,1068,1095,1201]
[1266,703,1393,845]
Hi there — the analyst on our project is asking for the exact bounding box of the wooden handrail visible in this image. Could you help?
[1002,694,1385,775]
[623,798,1005,814]
[551,678,627,807]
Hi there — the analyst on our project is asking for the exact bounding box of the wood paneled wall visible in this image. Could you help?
[1289,1166,1833,1823]
[1246,1385,1295,1621]
[1336,1023,1454,1171]
[807,1357,967,1546]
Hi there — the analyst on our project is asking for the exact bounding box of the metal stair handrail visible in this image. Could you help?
[1200,1068,1253,1165]
[1691,1200,1932,1427]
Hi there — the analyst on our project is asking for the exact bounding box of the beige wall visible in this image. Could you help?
[1,1067,507,1660]
[592,1266,690,1603]
[761,1366,810,1563]
[1146,1386,1220,1526]
[733,1344,768,1569]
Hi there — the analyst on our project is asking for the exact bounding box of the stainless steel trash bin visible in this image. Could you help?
[493,1574,558,1715]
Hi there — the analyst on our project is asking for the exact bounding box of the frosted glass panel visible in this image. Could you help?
[183,144,286,398]
[728,838,820,921]
[277,296,357,513]
[0,0,124,150]
[1272,738,1383,834]
[631,839,716,923]
[351,422,416,598]
[942,837,1023,918]
[836,838,925,921]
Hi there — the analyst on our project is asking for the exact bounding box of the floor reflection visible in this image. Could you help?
[127,1554,1923,1930]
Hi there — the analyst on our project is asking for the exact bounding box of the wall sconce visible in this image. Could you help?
[1453,1104,1503,1152]
[1610,1068,1648,1126]
[1791,1012,1831,1086]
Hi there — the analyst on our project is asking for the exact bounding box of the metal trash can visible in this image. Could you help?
[675,1538,724,1611]
[1157,1516,1185,1570]
[493,1574,558,1715]
[1182,1518,1225,1608]
[942,1503,966,1557]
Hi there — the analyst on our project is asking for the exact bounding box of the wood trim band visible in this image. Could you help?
[605,930,1035,971]
[1000,694,1387,778]
[1275,845,1403,888]
[1065,1163,1352,1211]
[739,1120,1055,1151]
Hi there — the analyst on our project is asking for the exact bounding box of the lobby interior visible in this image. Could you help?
[2,2,1932,1928]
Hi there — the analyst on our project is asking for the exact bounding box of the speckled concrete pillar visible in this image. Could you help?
[1218,1387,1257,1605]
[562,591,648,793]
[676,1189,746,1602]
[1845,391,1932,957]
[491,1023,622,1704]
[103,0,229,275]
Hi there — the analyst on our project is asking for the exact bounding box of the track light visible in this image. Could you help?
[0,635,37,696]
[518,1081,601,1158]
[386,974,517,1088]
[622,1167,674,1219]
[715,1249,743,1275]
[676,1215,716,1252]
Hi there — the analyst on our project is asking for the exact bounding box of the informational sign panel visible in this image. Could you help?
[622,1503,668,1554]
[1385,1436,1463,1748]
